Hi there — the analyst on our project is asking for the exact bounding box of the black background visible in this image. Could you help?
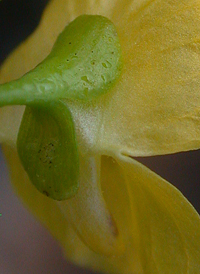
[0,0,49,64]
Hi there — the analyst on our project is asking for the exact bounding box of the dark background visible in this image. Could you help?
[0,0,49,65]
[0,0,199,273]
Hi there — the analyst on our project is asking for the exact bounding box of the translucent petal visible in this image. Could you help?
[2,145,141,274]
[2,145,69,245]
[1,0,200,155]
[3,145,200,273]
[114,153,200,273]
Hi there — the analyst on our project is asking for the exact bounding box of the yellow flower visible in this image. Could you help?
[0,0,200,273]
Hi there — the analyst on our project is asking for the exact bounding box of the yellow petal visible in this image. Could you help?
[2,145,141,274]
[2,145,69,245]
[0,105,24,146]
[113,153,200,273]
[101,0,200,156]
[1,0,200,156]
[3,144,200,273]
[58,154,124,256]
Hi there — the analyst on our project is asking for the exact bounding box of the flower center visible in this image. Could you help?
[0,15,122,200]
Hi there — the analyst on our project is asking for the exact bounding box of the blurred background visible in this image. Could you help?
[0,0,199,273]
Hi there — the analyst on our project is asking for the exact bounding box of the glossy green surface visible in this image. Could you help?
[0,15,122,106]
[17,101,79,200]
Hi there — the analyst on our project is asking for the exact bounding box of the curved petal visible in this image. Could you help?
[101,0,200,156]
[2,145,141,274]
[113,153,200,273]
[3,144,200,273]
[0,106,24,146]
[1,0,200,156]
[2,145,69,245]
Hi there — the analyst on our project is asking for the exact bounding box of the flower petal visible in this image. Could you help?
[1,0,200,156]
[2,145,69,245]
[3,144,200,273]
[112,153,200,273]
[2,145,141,274]
[0,106,24,146]
[101,0,200,156]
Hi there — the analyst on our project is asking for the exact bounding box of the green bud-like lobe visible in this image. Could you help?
[0,15,123,200]
[0,15,122,105]
[17,101,79,200]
